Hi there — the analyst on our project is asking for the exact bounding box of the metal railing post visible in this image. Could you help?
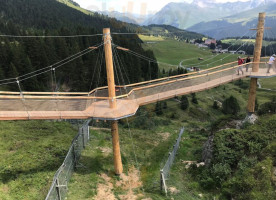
[160,169,163,191]
[55,178,62,200]
[82,128,85,149]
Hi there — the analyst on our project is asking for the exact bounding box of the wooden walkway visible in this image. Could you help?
[0,61,275,120]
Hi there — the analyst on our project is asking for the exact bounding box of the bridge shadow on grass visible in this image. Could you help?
[73,154,115,176]
[0,160,62,184]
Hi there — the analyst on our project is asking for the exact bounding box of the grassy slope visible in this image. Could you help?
[67,120,203,199]
[139,36,238,71]
[57,0,93,15]
[0,120,77,200]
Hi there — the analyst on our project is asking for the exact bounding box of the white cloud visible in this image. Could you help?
[74,0,189,14]
[74,0,250,14]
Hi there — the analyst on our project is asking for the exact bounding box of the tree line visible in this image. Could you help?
[0,0,158,92]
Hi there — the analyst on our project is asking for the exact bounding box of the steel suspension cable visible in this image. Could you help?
[0,47,91,82]
[89,46,102,92]
[113,29,254,70]
[0,33,103,38]
[113,47,132,86]
[0,43,103,86]
[188,30,255,67]
[112,46,145,194]
[193,31,257,68]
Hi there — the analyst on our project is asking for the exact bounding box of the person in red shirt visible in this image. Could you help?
[237,56,244,75]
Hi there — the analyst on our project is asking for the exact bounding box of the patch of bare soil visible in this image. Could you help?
[116,166,142,189]
[95,166,146,200]
[158,132,170,141]
[169,187,180,194]
[118,166,143,200]
[0,185,9,193]
[95,174,116,200]
[98,147,112,156]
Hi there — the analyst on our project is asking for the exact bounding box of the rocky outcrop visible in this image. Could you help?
[202,135,214,166]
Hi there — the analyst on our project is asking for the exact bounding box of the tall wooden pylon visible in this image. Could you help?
[247,12,266,113]
[103,28,123,175]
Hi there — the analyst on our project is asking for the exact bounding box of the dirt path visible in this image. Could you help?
[95,166,150,200]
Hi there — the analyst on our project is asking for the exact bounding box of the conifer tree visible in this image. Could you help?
[181,95,189,110]
[222,96,240,115]
[191,93,198,104]
[155,101,163,115]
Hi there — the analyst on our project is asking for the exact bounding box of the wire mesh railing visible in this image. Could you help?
[45,119,91,200]
[160,127,184,195]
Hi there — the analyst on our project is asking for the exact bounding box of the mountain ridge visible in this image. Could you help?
[142,0,267,29]
[187,3,276,39]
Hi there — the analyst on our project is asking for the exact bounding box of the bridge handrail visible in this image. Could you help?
[114,56,269,89]
[86,58,257,97]
[115,61,266,99]
[120,60,237,88]
[86,56,263,95]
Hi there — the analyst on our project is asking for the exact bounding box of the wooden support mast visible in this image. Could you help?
[247,12,265,113]
[103,28,123,175]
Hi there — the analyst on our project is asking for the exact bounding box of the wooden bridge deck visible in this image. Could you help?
[0,62,275,121]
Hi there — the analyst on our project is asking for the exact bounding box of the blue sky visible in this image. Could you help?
[74,0,248,15]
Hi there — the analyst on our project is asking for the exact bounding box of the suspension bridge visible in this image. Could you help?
[0,58,274,121]
[0,12,275,175]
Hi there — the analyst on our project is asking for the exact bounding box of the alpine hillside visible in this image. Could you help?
[142,0,273,29]
[188,1,276,39]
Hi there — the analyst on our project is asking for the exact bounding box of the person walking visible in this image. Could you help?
[245,55,251,72]
[237,56,244,75]
[267,54,275,73]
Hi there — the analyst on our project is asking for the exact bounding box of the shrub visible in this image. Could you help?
[155,101,163,115]
[180,95,189,110]
[130,108,156,130]
[163,102,167,109]
[222,95,240,115]
[257,100,276,115]
[191,93,198,104]
[213,101,219,109]
[169,112,180,119]
[234,79,249,89]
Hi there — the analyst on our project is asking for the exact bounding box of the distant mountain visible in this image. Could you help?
[100,11,139,25]
[94,10,153,25]
[142,0,276,29]
[143,1,256,29]
[187,3,276,39]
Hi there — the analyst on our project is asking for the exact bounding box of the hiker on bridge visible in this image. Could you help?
[267,54,275,73]
[237,56,244,75]
[245,55,251,72]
